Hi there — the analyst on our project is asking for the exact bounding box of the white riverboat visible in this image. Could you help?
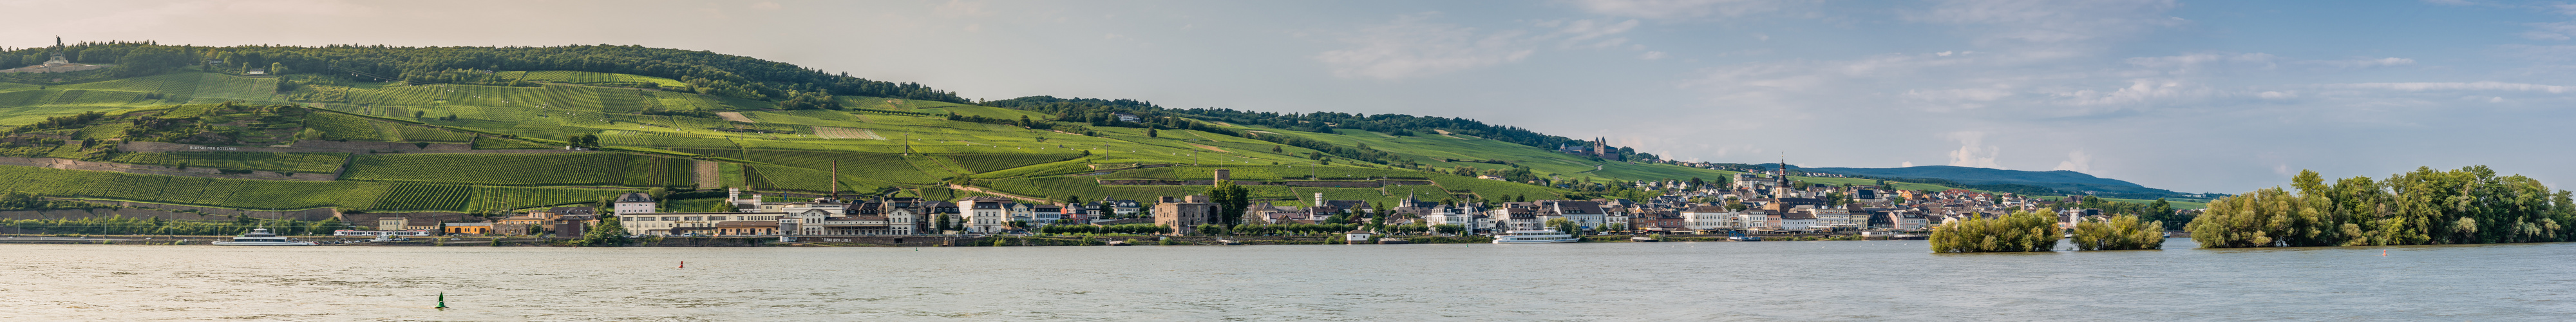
[211,229,319,246]
[1490,230,1578,243]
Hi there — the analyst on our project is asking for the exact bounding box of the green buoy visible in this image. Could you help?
[435,292,447,310]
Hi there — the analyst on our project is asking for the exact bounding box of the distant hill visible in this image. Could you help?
[1761,164,2208,200]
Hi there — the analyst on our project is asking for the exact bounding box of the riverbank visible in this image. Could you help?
[0,232,1930,247]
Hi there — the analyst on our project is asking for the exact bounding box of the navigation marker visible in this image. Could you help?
[435,293,448,310]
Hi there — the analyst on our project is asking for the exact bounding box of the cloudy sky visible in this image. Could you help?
[6,0,2575,193]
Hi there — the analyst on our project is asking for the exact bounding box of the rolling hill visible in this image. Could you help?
[0,41,2197,216]
[1770,164,2215,201]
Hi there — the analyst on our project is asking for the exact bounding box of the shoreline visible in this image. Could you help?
[0,233,1927,247]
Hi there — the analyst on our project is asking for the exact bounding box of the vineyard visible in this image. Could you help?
[739,164,897,194]
[0,164,374,210]
[303,111,393,141]
[342,153,695,187]
[369,184,471,211]
[470,137,556,149]
[104,151,350,174]
[943,153,1085,173]
[674,148,945,185]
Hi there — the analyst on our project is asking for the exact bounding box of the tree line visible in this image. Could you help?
[2188,166,2575,248]
[980,95,1655,163]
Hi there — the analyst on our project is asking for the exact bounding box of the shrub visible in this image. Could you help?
[1929,209,2061,253]
[2071,214,2164,251]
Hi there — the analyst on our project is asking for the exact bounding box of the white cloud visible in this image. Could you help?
[2327,81,2575,93]
[2526,21,2576,41]
[2123,52,2277,73]
[2052,149,2092,173]
[2054,79,2213,106]
[1640,51,1667,60]
[1548,19,1640,43]
[2306,57,2415,68]
[1946,131,2005,169]
[1902,161,1915,167]
[1315,14,1535,79]
[1567,0,1783,20]
[1908,0,2183,44]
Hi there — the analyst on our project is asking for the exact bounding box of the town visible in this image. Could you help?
[345,166,2184,244]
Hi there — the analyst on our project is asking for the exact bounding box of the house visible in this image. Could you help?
[612,193,657,216]
[1491,204,1540,231]
[1109,199,1142,216]
[441,222,493,235]
[1113,112,1141,122]
[1779,211,1818,231]
[1737,210,1775,229]
[955,196,1016,233]
[1681,205,1736,231]
[1813,208,1859,228]
[1152,195,1219,234]
[678,220,780,236]
[1540,200,1608,230]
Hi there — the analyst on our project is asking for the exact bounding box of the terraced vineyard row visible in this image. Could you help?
[674,148,945,185]
[370,184,472,211]
[342,153,694,187]
[104,151,350,174]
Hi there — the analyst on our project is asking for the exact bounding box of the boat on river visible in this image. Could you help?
[1491,230,1577,243]
[210,229,318,246]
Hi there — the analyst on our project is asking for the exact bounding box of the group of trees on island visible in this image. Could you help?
[2188,166,2575,248]
[1929,209,2166,253]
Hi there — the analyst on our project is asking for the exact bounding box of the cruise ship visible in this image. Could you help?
[1490,230,1578,243]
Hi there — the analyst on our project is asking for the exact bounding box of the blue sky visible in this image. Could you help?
[8,0,2576,193]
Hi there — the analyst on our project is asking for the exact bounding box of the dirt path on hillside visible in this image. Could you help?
[0,156,333,181]
[693,160,720,189]
[947,184,1050,204]
[1187,143,1227,153]
[715,112,757,123]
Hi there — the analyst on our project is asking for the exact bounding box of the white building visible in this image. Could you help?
[612,193,657,216]
[1681,206,1737,230]
[623,212,788,236]
[956,196,1014,233]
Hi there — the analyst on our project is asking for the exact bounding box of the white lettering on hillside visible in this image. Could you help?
[187,146,240,151]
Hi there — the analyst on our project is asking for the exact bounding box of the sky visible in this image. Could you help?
[4,0,2574,194]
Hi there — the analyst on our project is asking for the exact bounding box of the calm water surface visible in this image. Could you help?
[0,239,2568,321]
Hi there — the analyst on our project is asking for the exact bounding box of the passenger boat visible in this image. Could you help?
[211,229,319,246]
[1490,230,1578,243]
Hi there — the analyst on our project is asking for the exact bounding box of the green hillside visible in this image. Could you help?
[0,43,2095,216]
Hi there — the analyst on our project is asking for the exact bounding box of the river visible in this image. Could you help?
[0,239,2567,321]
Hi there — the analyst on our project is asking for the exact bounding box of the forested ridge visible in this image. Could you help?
[1,42,965,104]
[982,95,1659,162]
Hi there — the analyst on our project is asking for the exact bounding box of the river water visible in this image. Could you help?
[0,239,2567,321]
